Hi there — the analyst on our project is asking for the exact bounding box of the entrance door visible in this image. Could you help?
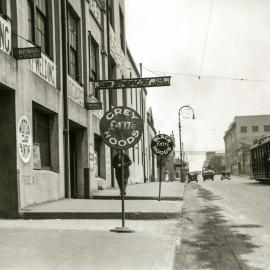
[69,130,77,198]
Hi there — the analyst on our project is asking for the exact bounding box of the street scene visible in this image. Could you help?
[1,0,270,269]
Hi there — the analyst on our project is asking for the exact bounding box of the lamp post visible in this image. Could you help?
[178,105,195,182]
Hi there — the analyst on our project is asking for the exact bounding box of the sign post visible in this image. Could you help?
[151,134,174,201]
[100,106,143,233]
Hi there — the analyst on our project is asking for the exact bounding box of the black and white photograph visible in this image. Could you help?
[0,0,270,269]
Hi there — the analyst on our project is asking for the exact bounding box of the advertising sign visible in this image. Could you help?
[100,106,143,150]
[151,134,174,156]
[17,116,32,163]
[85,102,102,110]
[13,46,41,60]
[94,76,171,90]
[0,16,11,55]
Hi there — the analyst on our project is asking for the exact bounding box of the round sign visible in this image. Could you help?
[100,106,143,150]
[17,116,32,163]
[151,134,174,156]
[89,143,95,171]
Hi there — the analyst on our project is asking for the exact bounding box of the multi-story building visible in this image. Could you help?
[0,0,156,218]
[224,115,270,175]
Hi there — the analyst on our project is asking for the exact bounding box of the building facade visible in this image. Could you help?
[224,115,270,175]
[0,0,156,217]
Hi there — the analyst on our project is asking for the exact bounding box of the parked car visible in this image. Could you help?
[188,172,198,183]
[202,169,215,181]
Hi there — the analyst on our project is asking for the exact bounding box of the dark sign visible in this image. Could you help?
[85,102,102,110]
[13,46,41,60]
[100,106,143,150]
[151,134,174,156]
[94,76,171,90]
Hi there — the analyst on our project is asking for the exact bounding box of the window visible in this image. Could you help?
[33,109,51,168]
[252,126,259,132]
[68,10,78,81]
[119,7,125,52]
[108,0,114,29]
[0,1,3,14]
[27,0,34,42]
[94,134,102,177]
[240,126,247,133]
[264,125,270,132]
[89,35,100,99]
[27,0,50,56]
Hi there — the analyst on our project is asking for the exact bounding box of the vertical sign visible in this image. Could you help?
[0,16,11,55]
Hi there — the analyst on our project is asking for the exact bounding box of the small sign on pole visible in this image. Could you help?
[151,134,174,201]
[85,102,102,110]
[13,46,41,60]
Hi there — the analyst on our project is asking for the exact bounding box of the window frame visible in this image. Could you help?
[252,126,259,133]
[240,126,247,133]
[264,125,270,132]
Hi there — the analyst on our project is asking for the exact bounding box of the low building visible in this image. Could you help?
[224,115,270,175]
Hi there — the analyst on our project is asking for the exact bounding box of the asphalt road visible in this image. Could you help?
[175,175,270,270]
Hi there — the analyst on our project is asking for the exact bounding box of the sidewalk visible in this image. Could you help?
[21,181,185,220]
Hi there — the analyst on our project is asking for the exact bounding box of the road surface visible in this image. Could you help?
[175,175,270,270]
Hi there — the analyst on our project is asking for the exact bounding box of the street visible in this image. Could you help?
[175,175,270,270]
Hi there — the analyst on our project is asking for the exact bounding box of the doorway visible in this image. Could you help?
[69,129,78,198]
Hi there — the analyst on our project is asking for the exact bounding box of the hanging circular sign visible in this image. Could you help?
[100,106,143,150]
[17,116,32,163]
[151,134,174,156]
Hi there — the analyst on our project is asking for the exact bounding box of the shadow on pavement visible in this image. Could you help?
[175,184,262,270]
[244,181,270,186]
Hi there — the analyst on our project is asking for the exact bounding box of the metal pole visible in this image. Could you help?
[179,120,183,182]
[121,150,125,228]
[158,158,162,201]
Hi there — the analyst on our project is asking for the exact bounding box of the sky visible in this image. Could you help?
[125,0,270,153]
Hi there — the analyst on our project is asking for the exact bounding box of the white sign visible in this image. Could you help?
[17,116,32,163]
[110,27,127,77]
[89,143,95,171]
[29,53,56,87]
[89,0,101,26]
[68,76,84,107]
[0,16,11,55]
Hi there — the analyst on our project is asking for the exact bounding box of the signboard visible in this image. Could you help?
[94,76,171,90]
[0,16,11,55]
[13,47,41,60]
[89,144,95,171]
[100,106,143,150]
[67,75,84,107]
[151,134,174,156]
[89,0,101,27]
[29,53,56,87]
[85,102,102,110]
[33,143,41,169]
[17,116,32,163]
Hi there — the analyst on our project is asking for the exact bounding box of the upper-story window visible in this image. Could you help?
[68,10,79,81]
[0,1,3,14]
[264,125,270,132]
[252,126,259,132]
[90,36,99,99]
[119,7,125,52]
[240,126,247,133]
[27,0,51,57]
[108,0,114,29]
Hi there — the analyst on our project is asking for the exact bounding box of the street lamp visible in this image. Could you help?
[178,105,195,182]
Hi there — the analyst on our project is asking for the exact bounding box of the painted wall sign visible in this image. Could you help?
[17,116,32,163]
[100,106,143,150]
[110,27,127,77]
[89,0,101,26]
[67,76,84,107]
[0,16,11,55]
[29,53,56,87]
[151,134,174,157]
[13,46,41,60]
[89,143,95,171]
[95,76,171,90]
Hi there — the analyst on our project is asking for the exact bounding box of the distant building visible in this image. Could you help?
[203,152,225,174]
[224,115,270,175]
[163,131,176,181]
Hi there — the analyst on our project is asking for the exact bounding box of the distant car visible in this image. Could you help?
[188,172,198,183]
[221,171,231,180]
[202,169,215,181]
